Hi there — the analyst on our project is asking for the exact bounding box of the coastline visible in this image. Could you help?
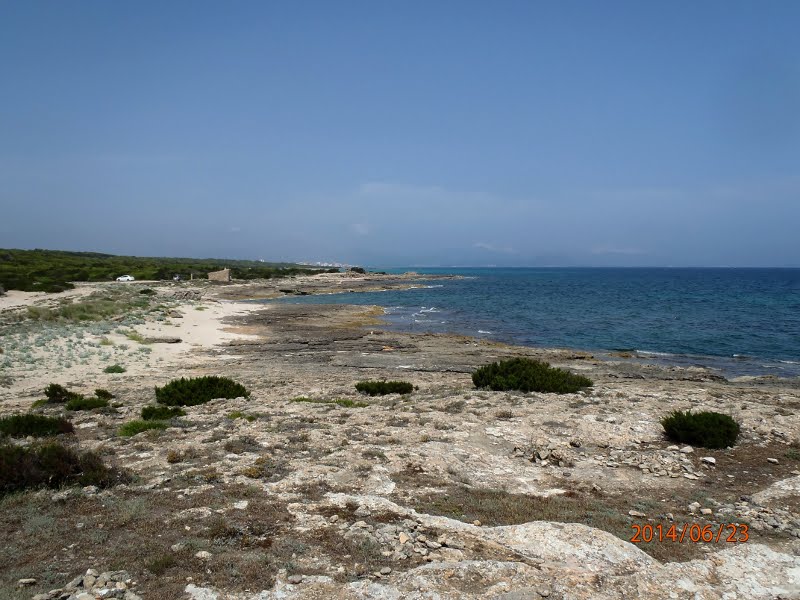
[1,274,799,598]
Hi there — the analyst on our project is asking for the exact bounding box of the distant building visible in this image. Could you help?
[207,268,231,282]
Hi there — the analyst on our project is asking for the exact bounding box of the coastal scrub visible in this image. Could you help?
[155,376,249,406]
[0,441,125,494]
[472,358,592,394]
[0,414,74,437]
[355,381,413,396]
[661,410,740,449]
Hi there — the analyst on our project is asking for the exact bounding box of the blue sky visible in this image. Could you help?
[1,1,799,266]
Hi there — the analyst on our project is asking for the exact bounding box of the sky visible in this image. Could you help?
[1,1,799,267]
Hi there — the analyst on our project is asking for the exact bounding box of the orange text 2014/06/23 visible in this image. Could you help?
[630,523,749,544]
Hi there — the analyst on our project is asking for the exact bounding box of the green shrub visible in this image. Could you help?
[155,376,249,407]
[472,358,592,394]
[95,388,114,400]
[227,411,256,421]
[141,405,186,421]
[355,380,413,396]
[104,364,126,374]
[139,288,156,295]
[119,420,169,437]
[0,441,126,494]
[661,410,740,449]
[66,396,109,411]
[44,383,70,403]
[0,414,74,437]
[43,383,86,405]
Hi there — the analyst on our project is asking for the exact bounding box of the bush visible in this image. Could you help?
[119,420,168,437]
[44,383,71,403]
[95,388,114,400]
[0,441,126,494]
[355,380,413,396]
[0,414,74,437]
[472,358,592,394]
[661,410,740,449]
[141,405,186,421]
[66,396,109,411]
[155,376,249,407]
[104,364,126,374]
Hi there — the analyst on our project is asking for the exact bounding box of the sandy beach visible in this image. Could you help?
[1,273,799,599]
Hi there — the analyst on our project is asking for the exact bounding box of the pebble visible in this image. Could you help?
[767,458,779,464]
[473,520,482,527]
[288,574,303,584]
[628,510,646,518]
[380,567,392,575]
[701,508,713,515]
[17,578,37,586]
[398,532,410,544]
[679,446,694,454]
[195,550,213,560]
[701,457,716,465]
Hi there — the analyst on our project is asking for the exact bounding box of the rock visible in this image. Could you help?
[667,445,680,451]
[17,578,36,586]
[380,567,392,575]
[680,446,694,454]
[628,510,646,518]
[288,574,303,584]
[767,458,779,464]
[194,550,213,560]
[51,489,75,502]
[701,457,716,465]
[701,508,713,515]
[689,502,701,512]
[232,500,249,510]
[398,532,410,544]
[473,520,482,527]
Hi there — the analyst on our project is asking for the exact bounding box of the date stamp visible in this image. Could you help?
[630,523,749,544]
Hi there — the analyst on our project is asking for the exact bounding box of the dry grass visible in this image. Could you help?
[413,486,702,562]
[0,484,294,599]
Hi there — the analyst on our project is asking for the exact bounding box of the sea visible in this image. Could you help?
[271,268,800,379]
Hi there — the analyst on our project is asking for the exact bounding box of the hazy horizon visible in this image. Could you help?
[2,2,799,267]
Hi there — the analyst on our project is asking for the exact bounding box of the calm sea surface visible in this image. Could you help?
[270,268,800,378]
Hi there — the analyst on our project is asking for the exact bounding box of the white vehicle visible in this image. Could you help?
[115,275,135,282]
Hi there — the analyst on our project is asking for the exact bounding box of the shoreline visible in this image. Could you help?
[1,275,799,598]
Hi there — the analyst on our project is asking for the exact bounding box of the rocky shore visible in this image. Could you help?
[1,273,799,599]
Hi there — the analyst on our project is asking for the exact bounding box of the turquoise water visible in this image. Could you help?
[271,268,800,378]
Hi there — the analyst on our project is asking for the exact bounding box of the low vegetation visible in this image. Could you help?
[44,383,74,403]
[0,414,74,438]
[26,295,149,322]
[66,396,109,411]
[354,380,413,396]
[119,420,169,437]
[227,411,257,421]
[155,376,249,406]
[0,248,336,293]
[95,388,114,400]
[104,364,126,374]
[472,358,592,394]
[0,441,126,494]
[141,405,186,421]
[661,410,740,449]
